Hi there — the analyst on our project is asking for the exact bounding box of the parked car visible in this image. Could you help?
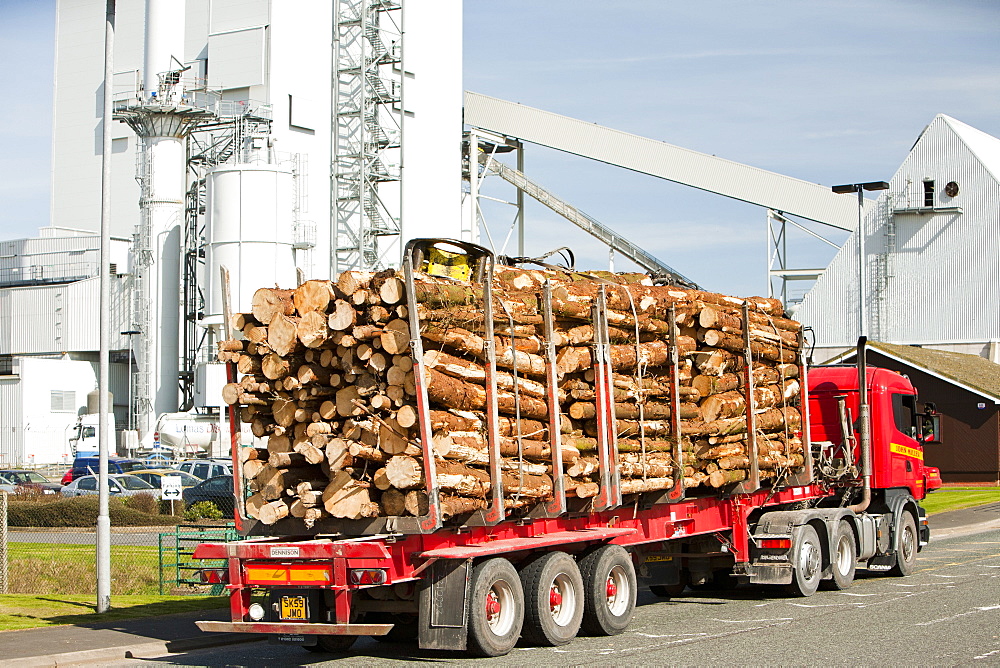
[0,469,63,494]
[173,459,233,481]
[182,475,236,515]
[61,474,160,499]
[61,457,146,484]
[131,468,201,489]
[0,475,18,494]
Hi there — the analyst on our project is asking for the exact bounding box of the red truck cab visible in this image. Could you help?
[809,365,941,500]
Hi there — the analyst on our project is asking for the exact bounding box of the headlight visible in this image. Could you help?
[248,603,265,621]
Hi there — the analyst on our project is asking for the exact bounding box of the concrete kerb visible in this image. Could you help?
[6,633,261,668]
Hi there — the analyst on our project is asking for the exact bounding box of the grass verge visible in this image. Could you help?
[7,542,161,595]
[922,486,1000,515]
[0,594,228,632]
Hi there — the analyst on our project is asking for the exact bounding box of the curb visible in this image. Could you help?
[931,517,1000,540]
[6,633,261,667]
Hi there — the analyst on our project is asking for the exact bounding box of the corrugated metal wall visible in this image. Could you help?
[0,378,24,465]
[796,115,1000,351]
[0,276,132,355]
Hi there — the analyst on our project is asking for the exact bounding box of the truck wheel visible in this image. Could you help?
[786,524,822,597]
[303,635,357,653]
[467,558,524,657]
[649,581,686,599]
[579,545,636,636]
[519,551,584,646]
[889,512,917,577]
[822,521,857,590]
[369,613,418,643]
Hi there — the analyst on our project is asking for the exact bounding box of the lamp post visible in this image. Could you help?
[831,181,889,337]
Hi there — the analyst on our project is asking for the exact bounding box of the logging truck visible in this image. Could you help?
[195,239,943,657]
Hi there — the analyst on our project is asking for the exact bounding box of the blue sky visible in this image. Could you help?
[1,1,997,296]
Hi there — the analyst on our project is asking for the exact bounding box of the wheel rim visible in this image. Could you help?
[485,579,516,636]
[549,573,577,627]
[605,565,630,616]
[835,534,853,575]
[800,540,821,582]
[900,524,915,563]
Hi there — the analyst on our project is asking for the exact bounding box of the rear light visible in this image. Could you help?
[200,568,229,584]
[349,569,387,586]
[760,539,791,549]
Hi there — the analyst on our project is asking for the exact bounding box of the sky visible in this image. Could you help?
[1,0,998,298]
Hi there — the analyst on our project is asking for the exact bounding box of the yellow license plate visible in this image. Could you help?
[280,596,308,621]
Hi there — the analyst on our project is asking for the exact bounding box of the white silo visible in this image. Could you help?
[194,162,297,413]
[204,163,298,320]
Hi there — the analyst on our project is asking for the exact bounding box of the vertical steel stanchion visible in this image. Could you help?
[0,490,7,594]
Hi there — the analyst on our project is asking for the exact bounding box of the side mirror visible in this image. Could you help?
[920,414,941,444]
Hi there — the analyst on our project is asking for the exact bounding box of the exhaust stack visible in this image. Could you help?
[848,336,872,513]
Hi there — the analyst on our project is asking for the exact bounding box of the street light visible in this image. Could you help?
[831,181,889,337]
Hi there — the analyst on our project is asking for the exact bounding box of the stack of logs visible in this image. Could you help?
[218,266,805,528]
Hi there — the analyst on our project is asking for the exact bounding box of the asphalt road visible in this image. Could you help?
[107,524,1000,667]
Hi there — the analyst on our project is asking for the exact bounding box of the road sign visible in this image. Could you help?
[161,475,183,501]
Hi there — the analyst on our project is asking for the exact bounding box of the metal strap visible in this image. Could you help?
[403,253,442,532]
[542,281,566,516]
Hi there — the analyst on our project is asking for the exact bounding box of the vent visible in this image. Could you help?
[50,390,76,412]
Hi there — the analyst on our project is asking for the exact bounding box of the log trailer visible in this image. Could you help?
[194,240,942,657]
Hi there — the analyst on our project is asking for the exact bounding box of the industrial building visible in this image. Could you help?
[2,2,999,470]
[795,114,1000,362]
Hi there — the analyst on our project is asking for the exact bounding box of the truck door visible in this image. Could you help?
[874,390,925,496]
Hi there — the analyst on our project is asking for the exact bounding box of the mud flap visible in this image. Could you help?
[866,554,897,572]
[745,563,793,585]
[418,559,471,650]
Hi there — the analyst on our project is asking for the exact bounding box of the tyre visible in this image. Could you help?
[467,558,524,657]
[303,635,358,653]
[649,581,686,599]
[888,512,918,577]
[519,551,584,646]
[579,545,636,636]
[822,521,857,590]
[369,613,418,643]
[786,524,822,597]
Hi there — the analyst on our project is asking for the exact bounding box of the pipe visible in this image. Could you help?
[848,336,872,513]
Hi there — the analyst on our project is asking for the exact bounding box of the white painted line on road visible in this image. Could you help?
[916,604,1000,627]
[709,617,793,623]
[890,581,954,586]
[974,648,1000,660]
[836,591,881,596]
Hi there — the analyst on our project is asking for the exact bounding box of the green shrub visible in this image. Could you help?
[185,501,223,521]
[8,496,182,527]
[124,492,160,515]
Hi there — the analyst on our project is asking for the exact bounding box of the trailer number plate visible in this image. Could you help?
[280,596,308,621]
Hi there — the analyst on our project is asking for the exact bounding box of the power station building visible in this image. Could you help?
[2,2,999,472]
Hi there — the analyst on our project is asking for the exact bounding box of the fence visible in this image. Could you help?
[158,524,238,595]
[2,486,235,596]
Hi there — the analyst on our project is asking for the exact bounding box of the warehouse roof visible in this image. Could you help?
[824,342,1000,403]
[941,114,1000,184]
